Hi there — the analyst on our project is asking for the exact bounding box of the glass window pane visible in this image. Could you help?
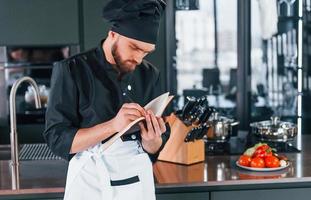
[175,0,238,118]
[250,0,299,123]
[175,0,215,94]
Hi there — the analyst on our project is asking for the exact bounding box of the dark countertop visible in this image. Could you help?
[154,135,311,193]
[1,136,311,197]
[0,160,67,197]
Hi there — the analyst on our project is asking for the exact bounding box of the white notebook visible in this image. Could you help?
[101,92,174,151]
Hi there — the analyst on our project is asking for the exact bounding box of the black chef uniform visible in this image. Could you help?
[43,40,170,162]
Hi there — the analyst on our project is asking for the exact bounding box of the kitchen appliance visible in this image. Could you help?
[205,130,300,156]
[0,45,79,125]
[250,116,297,142]
[203,115,300,156]
[247,116,300,152]
[205,112,239,142]
[204,116,300,155]
[203,112,240,155]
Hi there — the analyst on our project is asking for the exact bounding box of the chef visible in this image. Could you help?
[43,0,169,199]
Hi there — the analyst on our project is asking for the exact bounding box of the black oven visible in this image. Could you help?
[0,45,79,125]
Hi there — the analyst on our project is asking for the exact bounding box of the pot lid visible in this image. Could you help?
[209,112,236,124]
[250,116,297,130]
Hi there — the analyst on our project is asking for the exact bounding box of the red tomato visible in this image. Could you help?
[253,144,272,158]
[265,156,280,168]
[265,151,273,157]
[250,157,265,168]
[238,155,252,167]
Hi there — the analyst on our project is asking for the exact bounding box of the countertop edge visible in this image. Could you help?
[2,177,311,196]
[0,187,64,196]
[155,177,311,193]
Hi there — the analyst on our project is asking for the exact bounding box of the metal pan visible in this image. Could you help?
[250,116,297,142]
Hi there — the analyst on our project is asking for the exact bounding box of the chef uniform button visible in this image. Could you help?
[131,134,137,140]
[127,85,132,91]
[123,92,126,96]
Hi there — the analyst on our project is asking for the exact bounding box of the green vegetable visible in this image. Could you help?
[243,142,268,157]
[243,147,256,156]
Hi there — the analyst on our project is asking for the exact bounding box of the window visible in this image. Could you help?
[175,0,238,118]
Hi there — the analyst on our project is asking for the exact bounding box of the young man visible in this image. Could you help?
[43,0,169,199]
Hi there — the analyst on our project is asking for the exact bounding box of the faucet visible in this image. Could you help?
[9,76,42,190]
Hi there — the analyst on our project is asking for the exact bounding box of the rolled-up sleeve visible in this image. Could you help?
[43,61,80,161]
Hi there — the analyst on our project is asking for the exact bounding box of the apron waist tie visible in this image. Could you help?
[65,146,113,200]
[93,153,113,200]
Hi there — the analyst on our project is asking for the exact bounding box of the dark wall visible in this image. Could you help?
[0,0,79,46]
[81,0,109,50]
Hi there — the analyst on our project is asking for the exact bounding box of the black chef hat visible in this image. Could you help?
[102,0,166,44]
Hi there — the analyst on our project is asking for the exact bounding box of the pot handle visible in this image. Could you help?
[230,121,239,126]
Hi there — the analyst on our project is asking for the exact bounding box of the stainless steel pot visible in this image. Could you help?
[206,112,239,142]
[250,116,297,142]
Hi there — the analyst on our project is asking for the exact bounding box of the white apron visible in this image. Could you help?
[63,139,155,200]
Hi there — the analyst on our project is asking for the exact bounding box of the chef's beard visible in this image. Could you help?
[111,42,138,74]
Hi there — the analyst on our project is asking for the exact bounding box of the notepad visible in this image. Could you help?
[101,92,174,151]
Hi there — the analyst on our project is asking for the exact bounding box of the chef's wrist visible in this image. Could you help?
[108,117,118,133]
[99,118,118,137]
[142,137,163,154]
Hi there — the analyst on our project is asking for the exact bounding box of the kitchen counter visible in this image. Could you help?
[154,145,311,193]
[0,160,67,199]
[1,136,311,199]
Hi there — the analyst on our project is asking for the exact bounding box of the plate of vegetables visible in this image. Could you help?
[236,143,290,171]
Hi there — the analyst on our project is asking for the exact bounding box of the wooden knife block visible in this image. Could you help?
[158,114,205,165]
[153,161,205,183]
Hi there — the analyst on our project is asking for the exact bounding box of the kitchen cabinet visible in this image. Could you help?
[0,0,79,45]
[211,188,311,200]
[0,195,63,200]
[0,197,62,200]
[157,192,209,200]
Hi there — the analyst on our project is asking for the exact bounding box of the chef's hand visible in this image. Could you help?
[138,110,166,154]
[112,103,146,132]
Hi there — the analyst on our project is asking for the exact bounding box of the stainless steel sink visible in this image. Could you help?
[19,143,62,160]
[0,144,68,189]
[0,143,62,161]
[0,159,68,189]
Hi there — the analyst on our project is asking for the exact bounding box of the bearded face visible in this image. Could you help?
[108,32,156,75]
[111,39,139,74]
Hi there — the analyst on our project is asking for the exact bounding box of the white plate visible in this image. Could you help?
[236,161,290,171]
